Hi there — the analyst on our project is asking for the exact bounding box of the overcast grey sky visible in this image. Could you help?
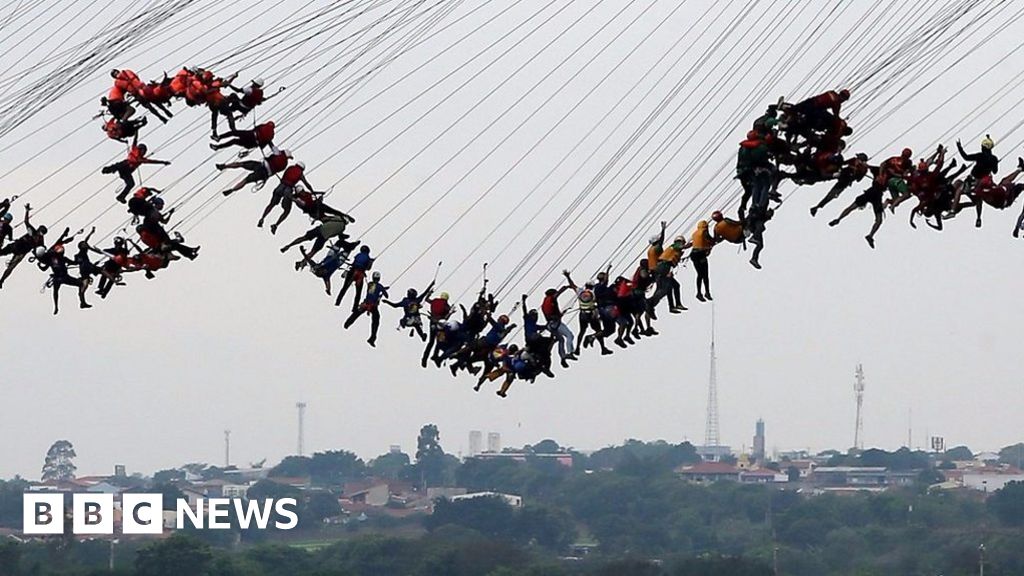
[1,0,1022,479]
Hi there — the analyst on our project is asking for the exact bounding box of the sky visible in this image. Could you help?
[1,0,1022,479]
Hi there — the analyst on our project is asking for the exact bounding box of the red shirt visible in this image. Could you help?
[281,165,304,186]
[255,123,275,146]
[243,86,264,108]
[266,152,288,173]
[541,295,561,321]
[126,146,145,169]
[429,299,451,320]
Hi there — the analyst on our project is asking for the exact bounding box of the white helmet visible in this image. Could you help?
[33,246,47,259]
[296,161,305,170]
[253,78,265,87]
[649,234,661,244]
[445,320,460,330]
[283,149,293,159]
[293,184,306,194]
[371,271,381,281]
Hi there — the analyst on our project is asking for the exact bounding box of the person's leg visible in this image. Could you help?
[865,204,884,249]
[336,271,356,306]
[1015,203,1024,238]
[559,322,574,359]
[0,254,24,288]
[670,277,684,311]
[51,281,61,315]
[421,326,437,367]
[576,315,589,355]
[368,309,380,346]
[116,168,135,203]
[270,194,292,234]
[829,200,860,227]
[343,308,363,329]
[280,229,318,253]
[351,279,364,313]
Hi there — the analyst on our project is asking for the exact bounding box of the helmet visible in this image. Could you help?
[498,314,509,324]
[151,197,165,209]
[283,149,293,159]
[445,320,460,330]
[839,88,851,100]
[359,245,370,253]
[746,130,759,140]
[266,121,275,129]
[36,225,47,235]
[981,135,994,150]
[33,246,47,258]
[901,148,913,159]
[2,213,11,222]
[711,210,723,221]
[137,143,148,152]
[110,69,119,77]
[407,288,417,298]
[371,271,381,281]
[296,161,305,170]
[134,188,150,199]
[584,281,595,289]
[439,292,449,300]
[674,235,686,244]
[53,244,64,255]
[114,236,126,246]
[649,234,661,244]
[856,152,868,161]
[253,78,265,87]
[293,184,306,194]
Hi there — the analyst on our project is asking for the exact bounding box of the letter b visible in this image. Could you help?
[73,494,113,535]
[23,494,64,535]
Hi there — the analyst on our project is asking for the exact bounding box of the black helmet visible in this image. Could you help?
[407,288,417,298]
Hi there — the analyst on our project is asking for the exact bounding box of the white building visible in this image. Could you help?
[469,431,483,457]
[487,432,501,453]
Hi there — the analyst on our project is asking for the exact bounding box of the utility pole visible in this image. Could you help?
[704,304,721,460]
[979,543,985,576]
[296,402,307,456]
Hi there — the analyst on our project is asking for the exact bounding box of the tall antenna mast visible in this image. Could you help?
[704,305,721,459]
[296,402,307,456]
[224,429,231,467]
[853,364,865,451]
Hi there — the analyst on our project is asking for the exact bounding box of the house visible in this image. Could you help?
[739,470,788,484]
[450,492,523,508]
[810,467,919,491]
[343,480,391,507]
[675,462,741,484]
[471,451,574,467]
[962,469,1024,492]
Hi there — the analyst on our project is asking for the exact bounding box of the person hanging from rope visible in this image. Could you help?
[950,135,999,220]
[611,275,638,348]
[136,197,200,261]
[810,153,872,217]
[111,69,170,123]
[279,211,355,259]
[296,237,360,293]
[647,233,690,314]
[780,88,850,138]
[134,79,175,124]
[690,219,714,302]
[829,148,913,249]
[889,146,947,213]
[126,187,165,222]
[95,237,131,298]
[100,84,133,121]
[433,317,471,368]
[335,244,374,310]
[565,270,613,357]
[343,270,388,347]
[215,78,277,134]
[103,116,147,142]
[960,157,1024,229]
[1016,199,1024,238]
[0,204,47,289]
[259,161,313,233]
[421,291,453,368]
[210,120,275,152]
[736,130,777,219]
[101,135,171,203]
[217,147,291,196]
[474,343,517,393]
[384,281,434,341]
[519,294,556,379]
[0,210,12,251]
[449,313,515,377]
[540,272,577,369]
[710,210,746,248]
[630,259,657,337]
[38,242,92,315]
[908,157,968,232]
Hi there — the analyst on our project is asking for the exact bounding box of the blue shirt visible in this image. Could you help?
[352,252,373,270]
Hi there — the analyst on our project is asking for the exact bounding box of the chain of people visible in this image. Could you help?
[1,74,1022,398]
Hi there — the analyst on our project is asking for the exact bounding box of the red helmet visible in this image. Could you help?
[746,130,759,140]
[711,210,724,221]
[839,88,851,101]
[133,188,150,199]
[901,147,913,159]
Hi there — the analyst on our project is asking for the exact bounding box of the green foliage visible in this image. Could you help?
[415,424,447,488]
[988,481,1024,526]
[134,534,214,576]
[368,451,410,480]
[41,440,77,482]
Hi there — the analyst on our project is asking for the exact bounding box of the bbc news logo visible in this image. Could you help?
[24,494,299,534]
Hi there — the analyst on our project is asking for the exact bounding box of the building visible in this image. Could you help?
[450,492,523,508]
[469,431,483,457]
[470,451,573,467]
[487,432,502,453]
[810,467,918,491]
[739,470,788,484]
[696,445,733,461]
[752,419,766,463]
[675,462,741,484]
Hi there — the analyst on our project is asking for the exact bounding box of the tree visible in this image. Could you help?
[988,481,1024,526]
[369,450,411,480]
[531,439,562,454]
[134,534,213,576]
[425,496,515,538]
[416,424,447,488]
[270,455,312,478]
[41,440,77,482]
[943,445,974,461]
[308,450,366,486]
[999,443,1024,467]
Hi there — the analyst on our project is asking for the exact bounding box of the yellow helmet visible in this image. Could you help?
[981,135,994,150]
[439,292,449,300]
